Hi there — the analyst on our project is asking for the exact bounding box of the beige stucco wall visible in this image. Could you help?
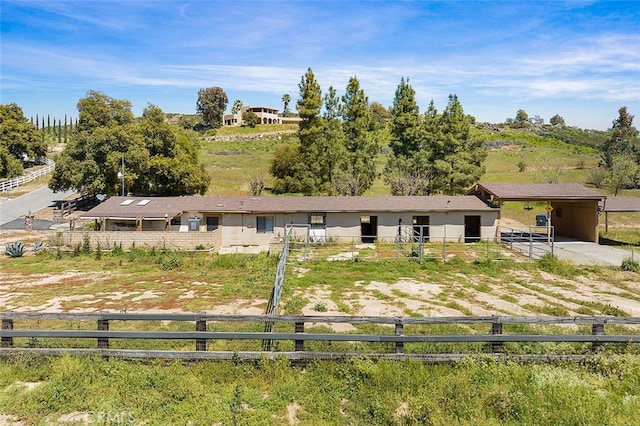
[219,210,499,250]
[94,210,499,253]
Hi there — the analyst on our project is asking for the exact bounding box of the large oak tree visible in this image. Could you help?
[50,91,210,196]
[0,103,47,178]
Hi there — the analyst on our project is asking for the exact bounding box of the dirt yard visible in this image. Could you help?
[2,230,640,324]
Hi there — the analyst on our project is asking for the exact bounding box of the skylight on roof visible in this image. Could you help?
[120,199,134,206]
[137,199,151,206]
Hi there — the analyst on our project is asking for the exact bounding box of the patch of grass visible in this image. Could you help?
[282,296,307,314]
[537,253,580,277]
[500,294,518,304]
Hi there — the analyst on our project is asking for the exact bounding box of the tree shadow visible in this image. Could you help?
[599,236,640,247]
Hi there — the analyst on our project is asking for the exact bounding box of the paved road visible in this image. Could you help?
[0,186,75,229]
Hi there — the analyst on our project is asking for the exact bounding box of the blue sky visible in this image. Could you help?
[2,1,639,130]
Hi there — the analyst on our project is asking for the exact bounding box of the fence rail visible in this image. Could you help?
[500,226,554,259]
[2,313,638,361]
[0,160,54,193]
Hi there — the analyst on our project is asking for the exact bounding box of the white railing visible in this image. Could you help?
[0,159,55,193]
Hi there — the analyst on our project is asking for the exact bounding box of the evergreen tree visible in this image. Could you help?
[196,87,228,129]
[388,77,421,157]
[431,94,486,195]
[322,85,346,190]
[384,78,434,195]
[601,107,639,169]
[385,79,486,195]
[336,76,378,195]
[295,67,326,194]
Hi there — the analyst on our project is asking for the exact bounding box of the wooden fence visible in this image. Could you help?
[0,160,54,193]
[1,313,639,362]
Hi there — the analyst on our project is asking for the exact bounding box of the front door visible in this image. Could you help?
[206,216,219,232]
[464,215,481,243]
[360,215,378,243]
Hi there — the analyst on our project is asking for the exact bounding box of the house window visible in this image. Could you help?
[309,213,326,229]
[257,216,274,233]
[556,207,563,218]
[170,217,180,226]
[188,217,201,232]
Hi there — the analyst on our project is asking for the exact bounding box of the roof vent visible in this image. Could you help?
[120,199,134,206]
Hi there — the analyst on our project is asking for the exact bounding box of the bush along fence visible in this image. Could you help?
[1,313,639,362]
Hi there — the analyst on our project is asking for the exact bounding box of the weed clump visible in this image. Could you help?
[621,257,639,272]
[537,253,578,277]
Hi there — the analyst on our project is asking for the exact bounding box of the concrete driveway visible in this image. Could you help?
[552,240,636,266]
[0,186,75,229]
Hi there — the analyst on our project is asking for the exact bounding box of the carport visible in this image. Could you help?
[600,196,640,233]
[467,183,606,243]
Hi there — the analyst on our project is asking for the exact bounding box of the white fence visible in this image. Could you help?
[0,160,55,193]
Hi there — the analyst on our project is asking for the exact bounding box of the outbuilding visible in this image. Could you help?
[467,183,606,243]
[77,195,500,252]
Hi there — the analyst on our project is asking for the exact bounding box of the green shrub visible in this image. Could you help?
[82,232,91,254]
[621,257,640,272]
[160,253,183,270]
[313,302,327,312]
[112,242,123,255]
[537,253,578,277]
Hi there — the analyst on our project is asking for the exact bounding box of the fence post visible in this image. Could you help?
[592,322,605,352]
[395,322,404,354]
[295,321,305,352]
[196,317,207,351]
[97,318,109,349]
[1,319,14,348]
[491,321,503,354]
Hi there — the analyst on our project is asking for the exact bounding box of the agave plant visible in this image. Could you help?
[33,241,44,252]
[5,241,26,258]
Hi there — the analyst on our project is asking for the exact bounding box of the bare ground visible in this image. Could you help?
[1,230,639,322]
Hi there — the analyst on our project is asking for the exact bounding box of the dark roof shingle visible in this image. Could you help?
[81,195,497,219]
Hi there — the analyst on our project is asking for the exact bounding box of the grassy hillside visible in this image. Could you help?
[2,355,639,425]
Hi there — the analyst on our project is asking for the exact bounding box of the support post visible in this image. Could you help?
[592,323,605,352]
[395,322,404,354]
[491,321,503,354]
[1,319,14,348]
[196,319,207,351]
[97,318,109,349]
[294,322,304,352]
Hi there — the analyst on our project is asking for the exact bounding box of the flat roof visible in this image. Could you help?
[80,195,498,219]
[467,183,606,202]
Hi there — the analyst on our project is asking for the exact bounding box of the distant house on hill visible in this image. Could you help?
[224,106,281,126]
[224,106,302,126]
